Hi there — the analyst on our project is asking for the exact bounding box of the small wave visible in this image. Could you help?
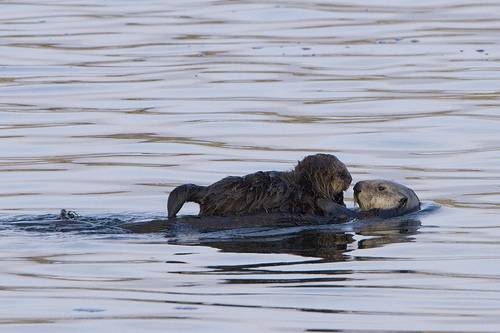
[0,211,165,235]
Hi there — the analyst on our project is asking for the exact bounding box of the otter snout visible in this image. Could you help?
[353,180,371,210]
[353,182,361,196]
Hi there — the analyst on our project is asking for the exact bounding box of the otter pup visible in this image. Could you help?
[167,154,352,218]
[318,179,420,219]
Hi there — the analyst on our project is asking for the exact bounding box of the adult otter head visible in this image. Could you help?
[353,180,420,213]
[294,154,352,205]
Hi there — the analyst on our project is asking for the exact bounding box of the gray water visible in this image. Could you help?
[1,0,500,332]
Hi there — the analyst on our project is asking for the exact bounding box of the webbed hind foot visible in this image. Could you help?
[60,209,80,221]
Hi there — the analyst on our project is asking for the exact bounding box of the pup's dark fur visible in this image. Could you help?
[167,154,352,217]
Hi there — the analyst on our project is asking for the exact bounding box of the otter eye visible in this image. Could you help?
[399,197,408,207]
[377,185,386,191]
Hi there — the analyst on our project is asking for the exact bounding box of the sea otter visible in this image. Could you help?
[125,180,422,233]
[167,154,352,218]
[56,180,421,233]
[317,179,420,219]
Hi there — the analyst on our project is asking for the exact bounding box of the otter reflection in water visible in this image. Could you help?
[54,209,422,261]
[115,210,422,261]
[169,218,422,261]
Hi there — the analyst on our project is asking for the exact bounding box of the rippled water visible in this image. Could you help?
[1,0,500,332]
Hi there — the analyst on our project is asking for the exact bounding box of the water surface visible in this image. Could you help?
[1,0,500,332]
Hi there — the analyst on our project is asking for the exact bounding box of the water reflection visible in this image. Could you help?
[0,209,421,261]
[185,218,420,261]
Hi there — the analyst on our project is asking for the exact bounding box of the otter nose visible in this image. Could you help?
[353,183,361,195]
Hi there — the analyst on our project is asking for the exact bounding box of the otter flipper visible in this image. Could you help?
[167,184,204,218]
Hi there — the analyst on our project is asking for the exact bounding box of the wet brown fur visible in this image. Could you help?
[168,154,352,217]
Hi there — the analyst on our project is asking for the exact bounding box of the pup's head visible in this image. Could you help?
[295,154,352,204]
